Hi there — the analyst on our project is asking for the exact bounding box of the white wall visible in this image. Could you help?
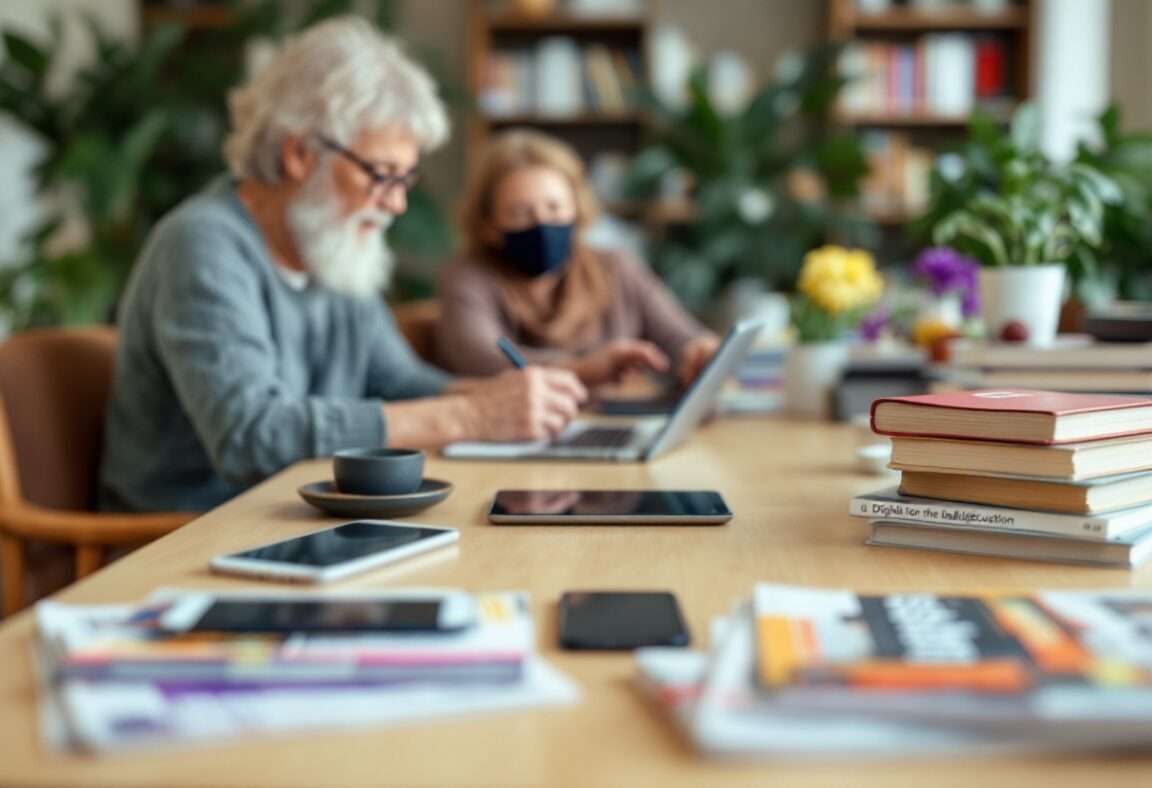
[0,1,135,262]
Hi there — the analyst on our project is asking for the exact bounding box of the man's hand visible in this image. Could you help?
[464,367,587,442]
[677,334,721,386]
[569,339,669,387]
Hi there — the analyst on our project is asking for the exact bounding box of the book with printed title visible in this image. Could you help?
[849,488,1152,540]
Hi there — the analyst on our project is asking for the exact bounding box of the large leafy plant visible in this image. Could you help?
[624,46,876,312]
[1074,106,1152,299]
[922,106,1120,279]
[0,0,453,329]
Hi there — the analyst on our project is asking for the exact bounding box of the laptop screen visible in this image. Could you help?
[642,320,766,459]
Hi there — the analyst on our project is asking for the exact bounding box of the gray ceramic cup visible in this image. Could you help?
[333,448,425,496]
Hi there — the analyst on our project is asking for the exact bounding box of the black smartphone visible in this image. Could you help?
[488,490,732,525]
[557,591,690,650]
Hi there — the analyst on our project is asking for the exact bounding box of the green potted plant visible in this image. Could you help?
[927,106,1120,345]
[0,0,454,331]
[1074,106,1152,301]
[624,45,876,317]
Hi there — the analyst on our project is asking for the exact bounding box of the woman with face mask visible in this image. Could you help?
[435,130,719,388]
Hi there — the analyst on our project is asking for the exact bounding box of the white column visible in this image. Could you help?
[1034,0,1111,162]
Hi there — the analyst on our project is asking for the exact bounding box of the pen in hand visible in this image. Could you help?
[497,336,527,370]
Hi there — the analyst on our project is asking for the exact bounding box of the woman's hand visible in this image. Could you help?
[677,334,721,386]
[569,340,669,387]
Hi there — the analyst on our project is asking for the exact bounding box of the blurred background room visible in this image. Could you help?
[2,0,1152,599]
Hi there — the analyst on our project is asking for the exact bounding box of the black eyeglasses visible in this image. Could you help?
[316,135,421,194]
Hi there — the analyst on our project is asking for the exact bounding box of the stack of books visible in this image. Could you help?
[636,583,1152,758]
[853,389,1152,566]
[938,337,1152,394]
[36,589,578,754]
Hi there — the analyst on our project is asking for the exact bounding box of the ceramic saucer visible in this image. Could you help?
[298,478,453,518]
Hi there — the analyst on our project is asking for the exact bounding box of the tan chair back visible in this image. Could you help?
[392,299,441,363]
[0,327,117,512]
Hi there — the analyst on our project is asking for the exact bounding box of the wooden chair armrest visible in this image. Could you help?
[0,503,195,545]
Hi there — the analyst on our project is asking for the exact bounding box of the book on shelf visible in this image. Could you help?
[888,434,1152,481]
[478,38,643,119]
[900,468,1152,515]
[859,131,933,216]
[850,487,1152,540]
[751,583,1152,730]
[866,519,1152,568]
[947,336,1152,369]
[838,35,1008,120]
[871,389,1152,444]
[535,36,583,117]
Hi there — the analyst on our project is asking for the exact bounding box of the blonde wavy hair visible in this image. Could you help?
[460,130,601,256]
[224,16,449,183]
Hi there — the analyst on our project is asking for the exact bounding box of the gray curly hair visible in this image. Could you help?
[224,16,449,183]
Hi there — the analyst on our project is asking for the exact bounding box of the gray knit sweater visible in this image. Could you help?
[100,179,450,512]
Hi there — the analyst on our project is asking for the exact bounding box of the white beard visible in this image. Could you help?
[286,166,395,298]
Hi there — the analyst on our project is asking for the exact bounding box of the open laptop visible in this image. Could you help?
[442,319,766,462]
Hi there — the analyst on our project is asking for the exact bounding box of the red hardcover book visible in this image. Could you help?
[975,38,1005,99]
[870,389,1152,445]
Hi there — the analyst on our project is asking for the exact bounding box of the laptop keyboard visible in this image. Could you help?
[553,426,636,449]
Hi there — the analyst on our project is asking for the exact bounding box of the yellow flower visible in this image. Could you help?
[797,246,883,315]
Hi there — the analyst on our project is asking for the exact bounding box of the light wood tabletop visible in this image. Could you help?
[2,417,1150,787]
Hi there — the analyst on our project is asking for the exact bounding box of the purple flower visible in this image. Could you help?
[912,247,981,318]
[858,307,890,342]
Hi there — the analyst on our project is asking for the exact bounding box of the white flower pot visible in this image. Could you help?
[784,341,850,419]
[979,265,1066,346]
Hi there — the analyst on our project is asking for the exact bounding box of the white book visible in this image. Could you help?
[535,37,583,117]
[867,519,1152,568]
[925,34,974,117]
[850,487,1152,540]
[837,44,871,114]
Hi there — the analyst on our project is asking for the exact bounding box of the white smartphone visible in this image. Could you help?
[158,589,476,634]
[487,490,733,525]
[208,520,459,584]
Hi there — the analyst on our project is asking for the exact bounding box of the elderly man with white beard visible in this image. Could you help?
[99,17,586,512]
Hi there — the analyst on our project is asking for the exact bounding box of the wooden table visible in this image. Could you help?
[1,418,1150,787]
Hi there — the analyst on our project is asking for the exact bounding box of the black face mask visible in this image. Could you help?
[500,223,574,277]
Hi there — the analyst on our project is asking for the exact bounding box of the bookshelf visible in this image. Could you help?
[829,0,1036,228]
[467,0,654,216]
[140,4,235,30]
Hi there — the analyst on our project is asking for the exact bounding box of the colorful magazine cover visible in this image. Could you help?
[753,585,1152,724]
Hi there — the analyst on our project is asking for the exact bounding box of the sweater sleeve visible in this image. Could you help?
[434,258,519,376]
[152,228,386,487]
[613,251,708,361]
[364,303,453,400]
